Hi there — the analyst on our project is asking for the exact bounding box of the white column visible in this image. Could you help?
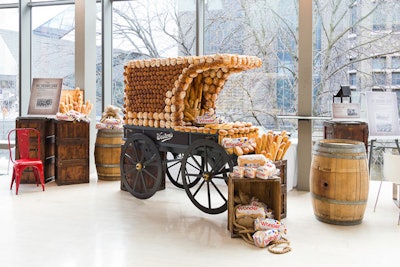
[102,0,113,109]
[75,0,97,174]
[19,0,31,116]
[196,0,205,55]
[297,0,313,191]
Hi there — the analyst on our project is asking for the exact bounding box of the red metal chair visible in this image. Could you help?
[8,128,45,195]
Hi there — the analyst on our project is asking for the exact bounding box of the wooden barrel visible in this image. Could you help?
[310,139,369,225]
[95,129,124,181]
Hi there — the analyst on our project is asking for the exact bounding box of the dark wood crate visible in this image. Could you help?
[228,176,281,238]
[15,117,55,184]
[323,121,369,153]
[274,160,287,186]
[281,184,287,218]
[54,120,89,185]
[274,160,287,218]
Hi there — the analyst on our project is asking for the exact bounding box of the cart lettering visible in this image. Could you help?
[156,132,173,143]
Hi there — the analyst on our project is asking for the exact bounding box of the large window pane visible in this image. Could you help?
[0,7,18,143]
[112,0,195,110]
[312,1,400,135]
[205,0,298,131]
[32,5,75,88]
[32,4,103,117]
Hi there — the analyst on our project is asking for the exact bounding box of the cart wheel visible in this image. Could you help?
[120,133,162,199]
[181,139,234,214]
[166,152,201,189]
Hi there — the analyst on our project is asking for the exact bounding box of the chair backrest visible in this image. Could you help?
[8,128,41,162]
[383,152,400,183]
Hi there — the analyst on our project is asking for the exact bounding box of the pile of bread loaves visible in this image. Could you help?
[123,54,262,128]
[57,87,93,121]
[123,54,292,160]
[232,154,279,179]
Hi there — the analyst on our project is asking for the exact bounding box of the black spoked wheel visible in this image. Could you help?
[181,139,234,214]
[120,133,162,199]
[166,152,201,189]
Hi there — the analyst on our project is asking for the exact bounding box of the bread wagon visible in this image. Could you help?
[121,54,262,214]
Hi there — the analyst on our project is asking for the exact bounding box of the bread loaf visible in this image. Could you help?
[237,154,269,168]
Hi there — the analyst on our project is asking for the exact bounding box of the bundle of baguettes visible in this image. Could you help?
[59,87,93,115]
[255,130,291,161]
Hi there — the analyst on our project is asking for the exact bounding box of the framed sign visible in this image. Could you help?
[28,78,63,115]
[332,103,360,119]
[366,91,400,136]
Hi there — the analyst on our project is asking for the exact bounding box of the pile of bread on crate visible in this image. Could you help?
[233,190,290,253]
[231,130,290,178]
[230,131,291,253]
[56,87,93,121]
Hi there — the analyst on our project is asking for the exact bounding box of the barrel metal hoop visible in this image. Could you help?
[96,163,120,168]
[95,144,122,148]
[316,166,367,173]
[312,151,366,160]
[311,192,367,205]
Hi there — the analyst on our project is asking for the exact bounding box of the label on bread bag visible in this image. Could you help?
[222,137,248,148]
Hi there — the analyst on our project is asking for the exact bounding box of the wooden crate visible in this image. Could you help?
[228,176,281,238]
[54,120,89,185]
[274,160,287,218]
[15,117,55,184]
[323,121,369,153]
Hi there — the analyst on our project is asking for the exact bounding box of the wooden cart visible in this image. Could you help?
[121,125,236,214]
[121,54,262,214]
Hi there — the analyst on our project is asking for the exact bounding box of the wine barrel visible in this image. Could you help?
[95,129,124,181]
[310,139,369,225]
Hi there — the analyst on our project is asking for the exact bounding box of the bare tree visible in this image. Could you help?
[313,0,400,117]
[208,0,298,128]
[112,0,400,132]
[112,0,195,58]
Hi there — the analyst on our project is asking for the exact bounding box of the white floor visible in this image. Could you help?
[1,156,399,267]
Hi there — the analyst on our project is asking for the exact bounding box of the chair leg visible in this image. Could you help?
[15,170,21,195]
[10,168,16,190]
[39,166,45,191]
[33,165,45,191]
[374,179,383,212]
[33,168,39,187]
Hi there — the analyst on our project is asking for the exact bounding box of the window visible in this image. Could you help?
[31,5,75,89]
[349,73,357,87]
[0,5,19,142]
[349,3,357,34]
[392,5,400,32]
[392,56,400,69]
[372,72,386,86]
[373,5,387,31]
[112,0,194,111]
[392,72,400,86]
[372,57,386,70]
[205,0,298,127]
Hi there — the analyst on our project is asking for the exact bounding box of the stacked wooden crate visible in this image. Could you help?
[54,120,89,185]
[15,117,89,185]
[16,117,55,184]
